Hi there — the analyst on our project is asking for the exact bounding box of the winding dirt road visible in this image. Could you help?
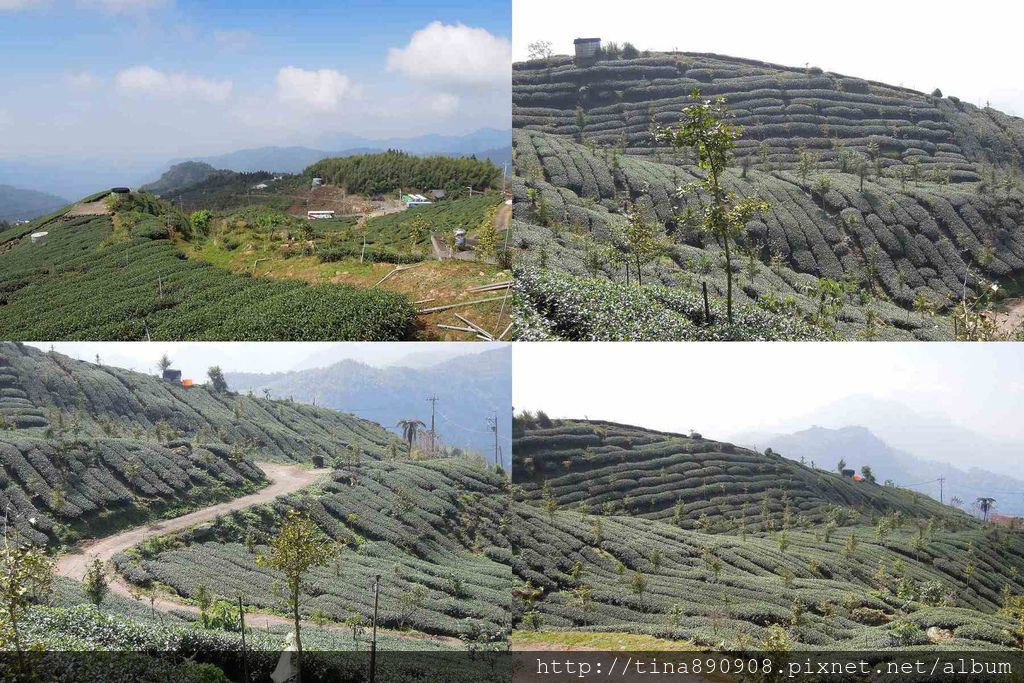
[56,463,329,619]
[54,463,460,645]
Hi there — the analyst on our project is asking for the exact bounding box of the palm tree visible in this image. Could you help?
[976,497,996,522]
[396,419,426,451]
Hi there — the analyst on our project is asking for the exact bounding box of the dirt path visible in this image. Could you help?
[54,462,460,646]
[56,463,327,582]
[994,297,1024,337]
[494,201,511,232]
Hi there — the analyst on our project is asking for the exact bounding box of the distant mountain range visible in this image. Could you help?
[0,128,511,201]
[759,425,1024,516]
[0,183,68,222]
[733,394,1024,478]
[225,347,512,467]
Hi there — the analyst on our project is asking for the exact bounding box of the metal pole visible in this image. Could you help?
[238,595,249,683]
[369,574,380,683]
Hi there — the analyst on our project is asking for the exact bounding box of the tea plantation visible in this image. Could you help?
[512,51,1024,340]
[0,342,399,545]
[511,417,1024,650]
[0,199,416,340]
[113,459,513,641]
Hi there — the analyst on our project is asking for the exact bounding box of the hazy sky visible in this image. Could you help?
[29,341,505,381]
[514,0,1024,116]
[0,0,510,161]
[513,343,1024,444]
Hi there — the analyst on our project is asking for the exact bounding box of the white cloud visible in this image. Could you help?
[0,0,46,10]
[429,93,459,115]
[213,28,255,52]
[77,0,167,11]
[275,66,359,111]
[387,22,511,89]
[66,71,103,91]
[114,65,232,102]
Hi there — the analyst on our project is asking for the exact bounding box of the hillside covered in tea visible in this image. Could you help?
[512,49,1024,340]
[1,342,513,662]
[511,416,1024,650]
[0,342,396,546]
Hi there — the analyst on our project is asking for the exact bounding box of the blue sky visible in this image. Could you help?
[0,0,510,160]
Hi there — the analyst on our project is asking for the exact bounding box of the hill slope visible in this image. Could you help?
[0,342,398,545]
[511,417,1024,650]
[139,161,218,196]
[114,458,512,640]
[0,193,415,340]
[512,51,1024,340]
[0,183,68,221]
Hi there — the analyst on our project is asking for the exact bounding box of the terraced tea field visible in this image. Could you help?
[3,342,512,663]
[114,459,513,640]
[511,418,1024,650]
[512,51,1024,340]
[0,206,415,340]
[0,341,399,545]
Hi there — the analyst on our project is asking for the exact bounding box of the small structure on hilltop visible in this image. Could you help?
[841,468,856,478]
[574,37,601,66]
[162,368,182,383]
[30,232,48,245]
[110,187,131,194]
[307,210,335,220]
[311,176,323,189]
[403,193,432,208]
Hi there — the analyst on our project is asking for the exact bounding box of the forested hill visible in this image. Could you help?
[0,342,401,545]
[306,150,502,195]
[512,51,1024,340]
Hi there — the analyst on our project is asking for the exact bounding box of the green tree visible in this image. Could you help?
[189,209,213,237]
[0,532,54,674]
[475,221,500,261]
[207,366,228,394]
[396,419,426,451]
[613,207,669,287]
[655,90,769,322]
[83,558,109,608]
[157,353,173,374]
[256,510,335,683]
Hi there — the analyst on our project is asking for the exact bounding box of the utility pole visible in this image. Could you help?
[487,413,498,467]
[369,574,380,683]
[426,394,438,456]
[938,476,945,504]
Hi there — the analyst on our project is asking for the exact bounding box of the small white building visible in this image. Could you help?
[403,193,432,208]
[307,210,335,220]
[30,231,48,244]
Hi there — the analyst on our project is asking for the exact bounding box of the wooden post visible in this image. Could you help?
[369,574,380,683]
[238,595,249,683]
[702,281,712,324]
